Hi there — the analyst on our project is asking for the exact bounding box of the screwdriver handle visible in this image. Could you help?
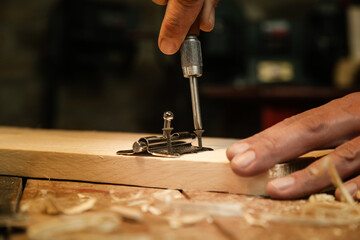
[188,16,200,36]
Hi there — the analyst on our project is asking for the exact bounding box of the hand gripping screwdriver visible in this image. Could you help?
[180,18,204,148]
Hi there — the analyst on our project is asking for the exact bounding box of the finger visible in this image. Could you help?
[152,0,168,5]
[227,93,360,177]
[335,176,360,201]
[267,136,360,199]
[199,0,219,32]
[159,0,204,55]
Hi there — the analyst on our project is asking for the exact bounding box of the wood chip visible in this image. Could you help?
[127,199,149,207]
[318,157,354,204]
[165,213,208,229]
[110,205,143,222]
[40,196,60,215]
[309,194,335,202]
[109,190,145,204]
[148,206,162,216]
[155,200,243,217]
[152,190,184,203]
[62,198,97,215]
[27,212,121,240]
[244,213,268,227]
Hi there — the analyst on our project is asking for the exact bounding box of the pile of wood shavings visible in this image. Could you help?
[110,189,243,229]
[27,212,121,240]
[245,157,360,227]
[21,191,97,215]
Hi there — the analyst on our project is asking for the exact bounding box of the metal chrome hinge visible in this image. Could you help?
[117,111,213,157]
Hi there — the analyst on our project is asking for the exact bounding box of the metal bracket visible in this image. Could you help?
[117,111,213,157]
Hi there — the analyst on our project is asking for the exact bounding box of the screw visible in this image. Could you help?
[162,111,174,154]
[163,111,174,129]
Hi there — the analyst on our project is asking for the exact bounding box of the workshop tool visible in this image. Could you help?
[180,19,204,148]
[117,111,213,158]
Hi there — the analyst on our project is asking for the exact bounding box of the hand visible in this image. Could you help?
[226,92,360,200]
[152,0,219,55]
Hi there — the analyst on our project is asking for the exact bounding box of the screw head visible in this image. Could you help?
[163,111,174,121]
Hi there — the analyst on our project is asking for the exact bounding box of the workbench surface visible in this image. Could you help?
[1,175,359,240]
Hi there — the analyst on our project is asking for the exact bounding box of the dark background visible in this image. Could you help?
[0,0,359,138]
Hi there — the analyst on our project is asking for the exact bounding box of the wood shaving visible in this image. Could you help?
[244,156,360,227]
[243,213,268,228]
[39,196,60,215]
[77,193,91,201]
[27,212,121,240]
[147,206,162,216]
[152,190,184,203]
[165,213,208,229]
[244,156,360,228]
[127,199,149,207]
[109,190,145,204]
[154,200,243,217]
[141,204,150,213]
[62,197,97,215]
[308,193,335,202]
[110,205,142,222]
[312,156,354,203]
[357,190,360,200]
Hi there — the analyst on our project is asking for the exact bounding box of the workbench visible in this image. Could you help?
[0,127,359,240]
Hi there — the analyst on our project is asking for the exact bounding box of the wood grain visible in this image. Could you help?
[0,127,330,195]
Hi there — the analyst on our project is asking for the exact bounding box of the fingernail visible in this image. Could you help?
[344,182,358,196]
[229,142,250,156]
[232,150,256,169]
[270,176,295,191]
[159,38,177,55]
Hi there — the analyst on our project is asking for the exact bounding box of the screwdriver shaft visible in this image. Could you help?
[189,76,202,131]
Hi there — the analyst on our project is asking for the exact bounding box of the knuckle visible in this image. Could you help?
[299,116,327,134]
[338,93,360,128]
[304,166,321,181]
[280,114,301,127]
[163,16,185,35]
[335,140,360,162]
[261,134,278,153]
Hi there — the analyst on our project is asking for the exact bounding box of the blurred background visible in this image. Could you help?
[0,0,360,138]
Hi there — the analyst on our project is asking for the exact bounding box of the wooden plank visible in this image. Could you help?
[18,180,360,240]
[19,179,227,240]
[0,176,22,214]
[182,190,360,240]
[0,127,330,195]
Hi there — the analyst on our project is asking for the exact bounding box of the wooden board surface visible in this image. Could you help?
[0,127,331,195]
[16,179,360,240]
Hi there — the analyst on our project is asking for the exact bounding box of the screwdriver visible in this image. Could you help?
[180,18,204,148]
